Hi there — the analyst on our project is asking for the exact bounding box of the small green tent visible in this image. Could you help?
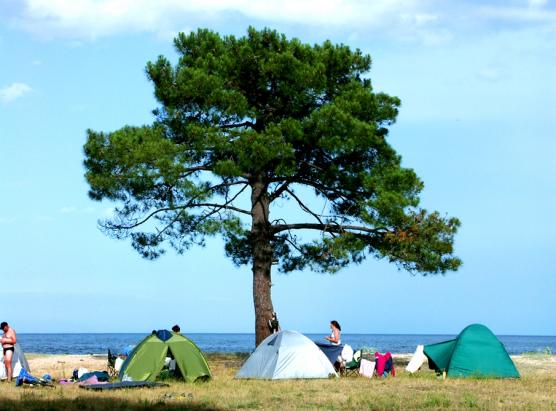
[119,330,211,382]
[424,323,519,378]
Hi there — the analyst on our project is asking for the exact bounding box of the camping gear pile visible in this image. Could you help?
[342,348,396,378]
[15,368,54,387]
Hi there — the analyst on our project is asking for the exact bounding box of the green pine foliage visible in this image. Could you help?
[84,26,461,274]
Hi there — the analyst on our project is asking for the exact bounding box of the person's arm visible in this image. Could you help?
[2,331,16,345]
[325,329,340,343]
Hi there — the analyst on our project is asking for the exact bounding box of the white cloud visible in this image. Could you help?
[478,4,556,23]
[0,82,32,103]
[528,0,548,8]
[60,206,77,214]
[4,0,555,48]
[477,67,502,82]
[7,0,433,40]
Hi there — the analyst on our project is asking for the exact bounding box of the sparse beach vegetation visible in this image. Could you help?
[0,353,554,410]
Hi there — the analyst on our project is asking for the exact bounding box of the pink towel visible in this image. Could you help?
[79,375,99,386]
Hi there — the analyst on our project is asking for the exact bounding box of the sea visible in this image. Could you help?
[16,333,556,356]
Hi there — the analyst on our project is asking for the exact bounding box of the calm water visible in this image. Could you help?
[17,333,555,355]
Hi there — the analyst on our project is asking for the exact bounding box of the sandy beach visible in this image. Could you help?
[24,352,556,380]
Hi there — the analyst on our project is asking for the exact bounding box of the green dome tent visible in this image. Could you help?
[119,330,211,382]
[424,324,519,378]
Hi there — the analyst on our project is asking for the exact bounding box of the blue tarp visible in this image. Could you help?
[315,342,343,365]
[155,329,173,342]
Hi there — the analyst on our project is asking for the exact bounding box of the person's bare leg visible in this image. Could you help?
[4,350,13,382]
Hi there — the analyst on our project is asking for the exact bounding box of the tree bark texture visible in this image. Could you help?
[251,178,274,346]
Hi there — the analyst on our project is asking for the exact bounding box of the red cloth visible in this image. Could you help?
[374,351,396,377]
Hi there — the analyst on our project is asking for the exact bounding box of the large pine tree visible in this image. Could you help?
[84,27,461,344]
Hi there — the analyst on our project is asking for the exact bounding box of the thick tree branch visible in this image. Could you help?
[272,222,386,235]
[218,121,255,129]
[269,180,291,201]
[154,183,250,239]
[104,180,250,231]
[178,165,212,178]
[106,201,251,231]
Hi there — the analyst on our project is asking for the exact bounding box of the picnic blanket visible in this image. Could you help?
[79,381,169,391]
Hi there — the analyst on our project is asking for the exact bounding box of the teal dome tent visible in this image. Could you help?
[424,324,520,378]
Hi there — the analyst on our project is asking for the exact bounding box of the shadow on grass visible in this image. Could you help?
[0,397,222,411]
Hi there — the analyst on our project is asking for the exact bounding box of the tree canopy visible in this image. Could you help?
[84,27,461,343]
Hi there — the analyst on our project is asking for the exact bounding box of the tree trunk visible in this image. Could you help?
[251,178,274,346]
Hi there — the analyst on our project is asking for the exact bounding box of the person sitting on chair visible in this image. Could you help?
[324,320,341,346]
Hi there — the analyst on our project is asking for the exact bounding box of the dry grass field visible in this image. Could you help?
[0,353,554,410]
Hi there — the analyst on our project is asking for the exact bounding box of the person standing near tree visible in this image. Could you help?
[1,322,17,382]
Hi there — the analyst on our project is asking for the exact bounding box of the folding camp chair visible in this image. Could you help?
[341,348,374,377]
[342,357,360,377]
[107,349,118,378]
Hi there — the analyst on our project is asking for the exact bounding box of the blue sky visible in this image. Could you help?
[0,0,555,335]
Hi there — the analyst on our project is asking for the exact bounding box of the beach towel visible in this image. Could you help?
[359,359,375,378]
[79,371,110,382]
[406,345,427,373]
[77,374,108,385]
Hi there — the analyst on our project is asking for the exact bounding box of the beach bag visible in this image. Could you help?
[375,352,396,377]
